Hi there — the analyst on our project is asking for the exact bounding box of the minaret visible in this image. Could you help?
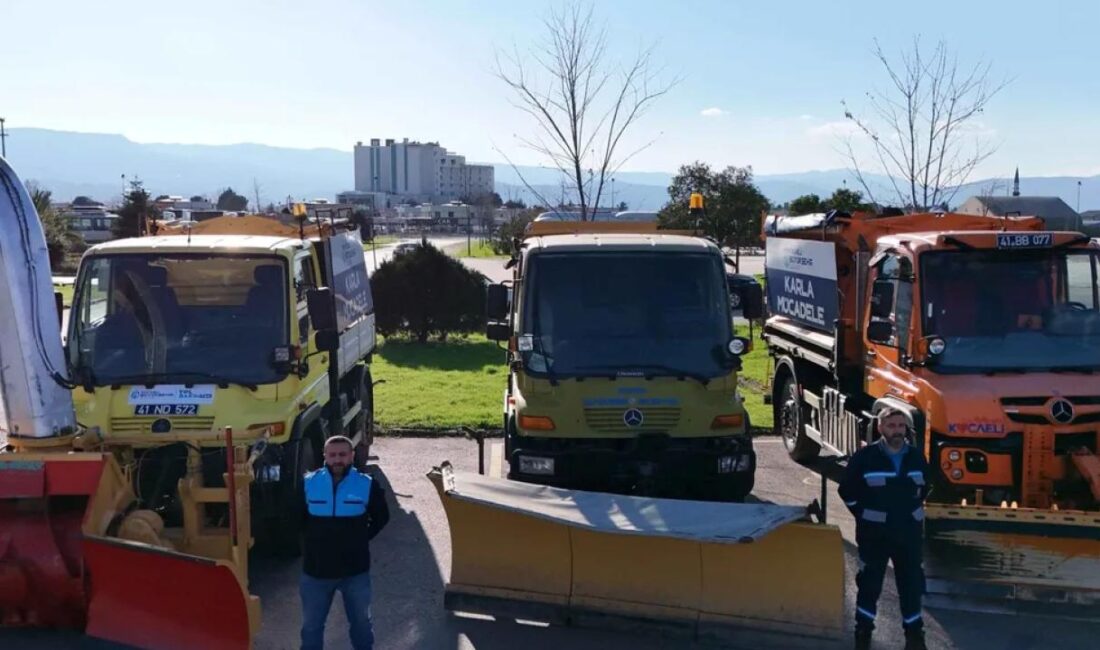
[1012,167,1020,197]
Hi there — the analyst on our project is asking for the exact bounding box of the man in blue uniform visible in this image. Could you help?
[839,407,930,650]
[300,435,390,650]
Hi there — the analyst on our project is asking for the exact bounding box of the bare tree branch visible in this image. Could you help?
[495,2,677,220]
[841,39,1007,211]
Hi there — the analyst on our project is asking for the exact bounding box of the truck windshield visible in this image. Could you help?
[921,248,1100,372]
[520,252,733,379]
[69,254,289,386]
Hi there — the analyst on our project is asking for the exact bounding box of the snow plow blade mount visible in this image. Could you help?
[428,462,845,647]
[0,452,259,649]
[924,503,1100,619]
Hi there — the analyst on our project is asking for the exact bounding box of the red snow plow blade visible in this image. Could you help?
[84,536,257,650]
[0,448,260,648]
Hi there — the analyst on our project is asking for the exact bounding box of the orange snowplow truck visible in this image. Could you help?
[762,210,1100,614]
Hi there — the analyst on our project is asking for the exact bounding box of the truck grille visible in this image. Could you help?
[110,417,216,434]
[583,407,681,433]
[1000,396,1100,427]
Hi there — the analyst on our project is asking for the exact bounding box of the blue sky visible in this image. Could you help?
[3,0,1098,178]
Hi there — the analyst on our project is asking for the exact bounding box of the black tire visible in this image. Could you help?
[352,370,374,469]
[270,433,319,557]
[504,415,516,459]
[778,377,821,463]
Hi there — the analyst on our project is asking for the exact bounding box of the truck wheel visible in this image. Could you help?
[270,433,319,557]
[352,370,375,469]
[778,378,820,463]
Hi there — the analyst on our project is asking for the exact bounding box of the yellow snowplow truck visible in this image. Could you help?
[0,159,340,646]
[484,220,764,500]
[431,209,848,645]
[61,213,377,555]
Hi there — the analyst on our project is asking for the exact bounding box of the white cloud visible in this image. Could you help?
[700,107,726,117]
[798,114,815,121]
[806,120,863,139]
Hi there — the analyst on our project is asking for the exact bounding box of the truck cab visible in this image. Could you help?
[486,222,763,500]
[764,212,1100,512]
[66,224,376,551]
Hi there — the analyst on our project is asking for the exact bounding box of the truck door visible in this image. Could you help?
[294,253,317,348]
[865,253,914,392]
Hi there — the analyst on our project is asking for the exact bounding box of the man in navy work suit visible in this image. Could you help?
[300,435,389,650]
[839,407,931,650]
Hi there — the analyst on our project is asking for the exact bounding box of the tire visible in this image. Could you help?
[778,377,821,463]
[352,370,374,469]
[269,433,319,557]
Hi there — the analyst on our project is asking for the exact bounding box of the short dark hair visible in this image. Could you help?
[324,435,355,451]
[877,406,910,427]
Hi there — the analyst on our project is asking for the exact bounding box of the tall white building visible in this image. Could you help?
[353,138,494,202]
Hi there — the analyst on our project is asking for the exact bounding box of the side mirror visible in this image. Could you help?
[486,321,511,342]
[739,283,765,320]
[486,283,509,321]
[306,287,338,332]
[314,329,340,352]
[869,281,895,319]
[867,320,895,345]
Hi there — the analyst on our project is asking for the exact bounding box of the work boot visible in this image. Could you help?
[854,627,872,650]
[904,628,927,650]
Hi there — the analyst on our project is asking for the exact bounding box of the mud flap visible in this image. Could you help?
[924,503,1100,619]
[83,536,258,650]
[428,463,845,646]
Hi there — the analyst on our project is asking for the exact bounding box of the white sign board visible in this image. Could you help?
[128,385,216,405]
[327,229,374,332]
[765,238,839,332]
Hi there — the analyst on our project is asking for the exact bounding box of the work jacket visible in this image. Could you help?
[301,466,389,579]
[838,441,931,533]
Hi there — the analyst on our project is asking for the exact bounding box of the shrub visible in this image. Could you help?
[491,212,535,255]
[371,242,487,342]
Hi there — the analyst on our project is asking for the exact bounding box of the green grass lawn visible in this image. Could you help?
[372,334,506,429]
[446,240,506,259]
[369,323,774,433]
[736,323,774,432]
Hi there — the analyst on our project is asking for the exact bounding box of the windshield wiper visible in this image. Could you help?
[982,367,1030,375]
[1049,366,1097,374]
[106,372,258,392]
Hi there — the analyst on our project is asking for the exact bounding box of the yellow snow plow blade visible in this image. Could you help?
[428,463,844,646]
[924,503,1100,618]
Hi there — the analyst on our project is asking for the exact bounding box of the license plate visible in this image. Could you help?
[134,404,199,416]
[997,233,1052,249]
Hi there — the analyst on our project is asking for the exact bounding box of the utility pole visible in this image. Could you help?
[1077,180,1082,213]
[0,117,8,158]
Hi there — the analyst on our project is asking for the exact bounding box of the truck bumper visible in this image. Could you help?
[508,433,756,499]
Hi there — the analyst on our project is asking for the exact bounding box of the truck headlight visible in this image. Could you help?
[518,455,555,475]
[718,454,752,474]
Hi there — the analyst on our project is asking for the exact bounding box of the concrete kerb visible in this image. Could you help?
[373,427,777,438]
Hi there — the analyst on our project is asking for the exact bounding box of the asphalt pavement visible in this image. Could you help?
[250,437,1098,650]
[4,437,1097,649]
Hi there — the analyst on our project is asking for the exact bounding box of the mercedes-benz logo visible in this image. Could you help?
[1050,399,1075,425]
[623,408,645,428]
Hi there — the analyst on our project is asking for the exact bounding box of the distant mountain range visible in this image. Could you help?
[5,128,1099,212]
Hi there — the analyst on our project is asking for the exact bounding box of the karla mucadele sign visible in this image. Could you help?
[328,229,374,331]
[765,238,839,332]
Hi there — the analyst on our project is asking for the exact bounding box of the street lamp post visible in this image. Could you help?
[1078,180,1082,213]
[0,117,7,158]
